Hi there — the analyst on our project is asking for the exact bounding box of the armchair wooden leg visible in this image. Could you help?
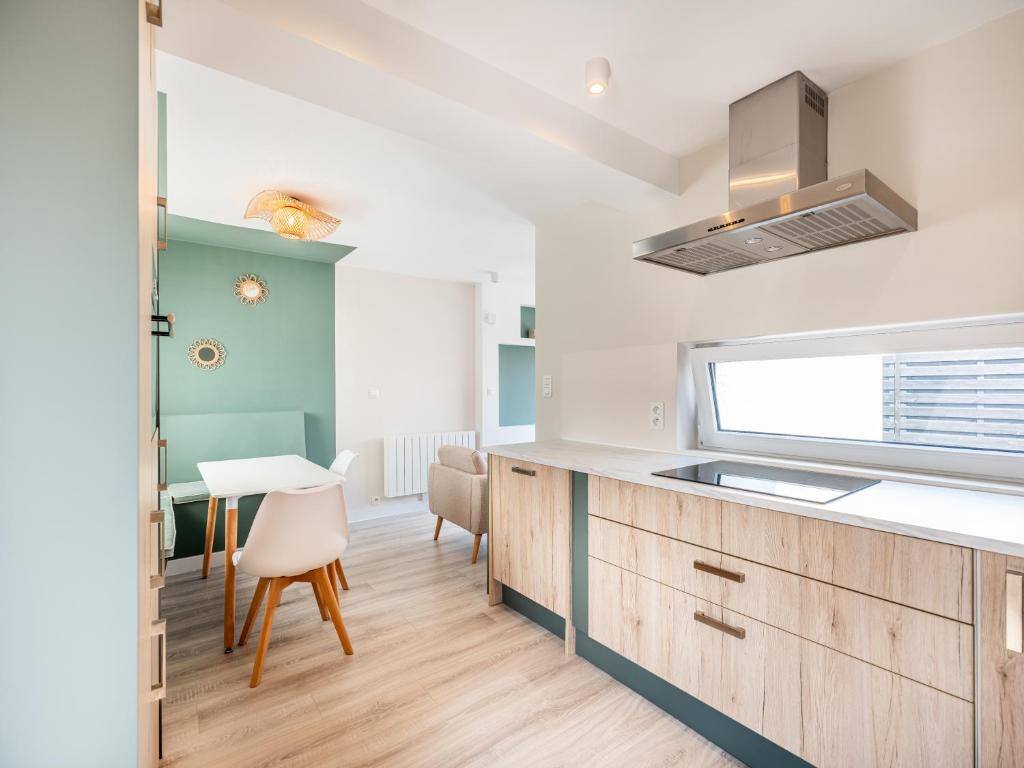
[239,577,270,646]
[433,516,443,541]
[202,496,217,579]
[471,534,482,564]
[314,567,354,655]
[250,578,284,688]
[311,579,329,622]
[334,558,349,591]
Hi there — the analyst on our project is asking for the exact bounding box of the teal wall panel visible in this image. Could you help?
[571,471,589,634]
[498,344,536,426]
[161,239,336,558]
[0,2,139,763]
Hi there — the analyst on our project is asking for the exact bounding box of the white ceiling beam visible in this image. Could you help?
[157,0,680,196]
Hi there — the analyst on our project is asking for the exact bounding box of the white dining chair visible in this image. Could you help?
[235,483,354,687]
[329,449,359,478]
[327,449,359,592]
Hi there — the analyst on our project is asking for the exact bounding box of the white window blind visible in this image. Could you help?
[883,348,1024,452]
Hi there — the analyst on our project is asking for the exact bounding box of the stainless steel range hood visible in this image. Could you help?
[633,72,917,276]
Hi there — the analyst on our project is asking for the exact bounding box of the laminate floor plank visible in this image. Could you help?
[162,512,740,768]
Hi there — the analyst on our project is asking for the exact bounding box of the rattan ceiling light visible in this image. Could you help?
[244,190,340,241]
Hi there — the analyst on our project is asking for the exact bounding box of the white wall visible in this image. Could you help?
[536,11,1024,450]
[335,265,476,518]
[476,278,536,448]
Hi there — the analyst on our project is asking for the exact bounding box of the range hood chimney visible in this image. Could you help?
[632,72,917,276]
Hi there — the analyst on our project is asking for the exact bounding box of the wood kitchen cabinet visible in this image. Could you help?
[980,550,1024,766]
[488,455,572,617]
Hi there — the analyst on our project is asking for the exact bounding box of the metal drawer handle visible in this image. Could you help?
[150,619,167,700]
[511,466,536,477]
[693,611,746,640]
[693,560,745,583]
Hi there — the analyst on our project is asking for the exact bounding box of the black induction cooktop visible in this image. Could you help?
[652,460,879,504]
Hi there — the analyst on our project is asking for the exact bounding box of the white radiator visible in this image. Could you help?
[383,431,477,498]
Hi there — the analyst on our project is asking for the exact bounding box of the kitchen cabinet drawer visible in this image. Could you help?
[489,455,571,616]
[589,515,974,699]
[588,477,973,622]
[589,475,721,550]
[721,501,973,622]
[588,558,974,768]
[980,550,1024,767]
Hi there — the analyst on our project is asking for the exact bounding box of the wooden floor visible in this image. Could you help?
[162,512,741,768]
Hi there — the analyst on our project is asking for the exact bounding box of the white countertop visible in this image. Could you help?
[485,440,1024,557]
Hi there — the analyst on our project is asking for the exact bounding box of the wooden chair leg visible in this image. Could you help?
[314,567,354,655]
[238,578,270,646]
[335,558,349,591]
[202,496,217,579]
[327,562,340,604]
[250,578,284,688]
[433,516,443,541]
[311,579,329,622]
[471,533,482,564]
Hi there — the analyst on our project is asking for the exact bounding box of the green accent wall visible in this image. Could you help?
[0,3,139,763]
[519,305,536,338]
[161,238,336,558]
[498,344,536,426]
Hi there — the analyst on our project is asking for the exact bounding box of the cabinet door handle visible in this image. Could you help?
[1008,571,1023,654]
[146,0,163,28]
[158,438,168,491]
[693,611,746,639]
[157,195,168,249]
[150,510,166,579]
[693,560,745,583]
[511,466,536,477]
[150,619,167,700]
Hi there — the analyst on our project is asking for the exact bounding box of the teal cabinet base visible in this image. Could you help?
[501,587,565,640]
[575,633,812,768]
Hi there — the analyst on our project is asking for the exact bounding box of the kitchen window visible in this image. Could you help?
[690,317,1024,481]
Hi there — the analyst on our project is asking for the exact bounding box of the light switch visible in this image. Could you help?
[542,375,552,398]
[368,387,381,399]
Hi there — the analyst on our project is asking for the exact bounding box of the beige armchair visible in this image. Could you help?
[428,446,488,563]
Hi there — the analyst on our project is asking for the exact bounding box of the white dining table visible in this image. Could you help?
[197,454,342,652]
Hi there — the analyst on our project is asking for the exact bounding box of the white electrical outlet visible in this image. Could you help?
[649,401,665,431]
[370,495,382,505]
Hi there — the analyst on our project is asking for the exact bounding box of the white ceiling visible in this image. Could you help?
[359,0,1024,157]
[157,0,1024,283]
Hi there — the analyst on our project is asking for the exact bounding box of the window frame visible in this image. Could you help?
[690,315,1024,482]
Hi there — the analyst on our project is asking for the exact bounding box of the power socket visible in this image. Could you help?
[370,495,382,505]
[649,401,665,431]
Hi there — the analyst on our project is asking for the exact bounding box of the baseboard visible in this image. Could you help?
[166,550,224,577]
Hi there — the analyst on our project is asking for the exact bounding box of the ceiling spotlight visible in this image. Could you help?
[744,237,763,244]
[766,245,782,252]
[586,57,610,95]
